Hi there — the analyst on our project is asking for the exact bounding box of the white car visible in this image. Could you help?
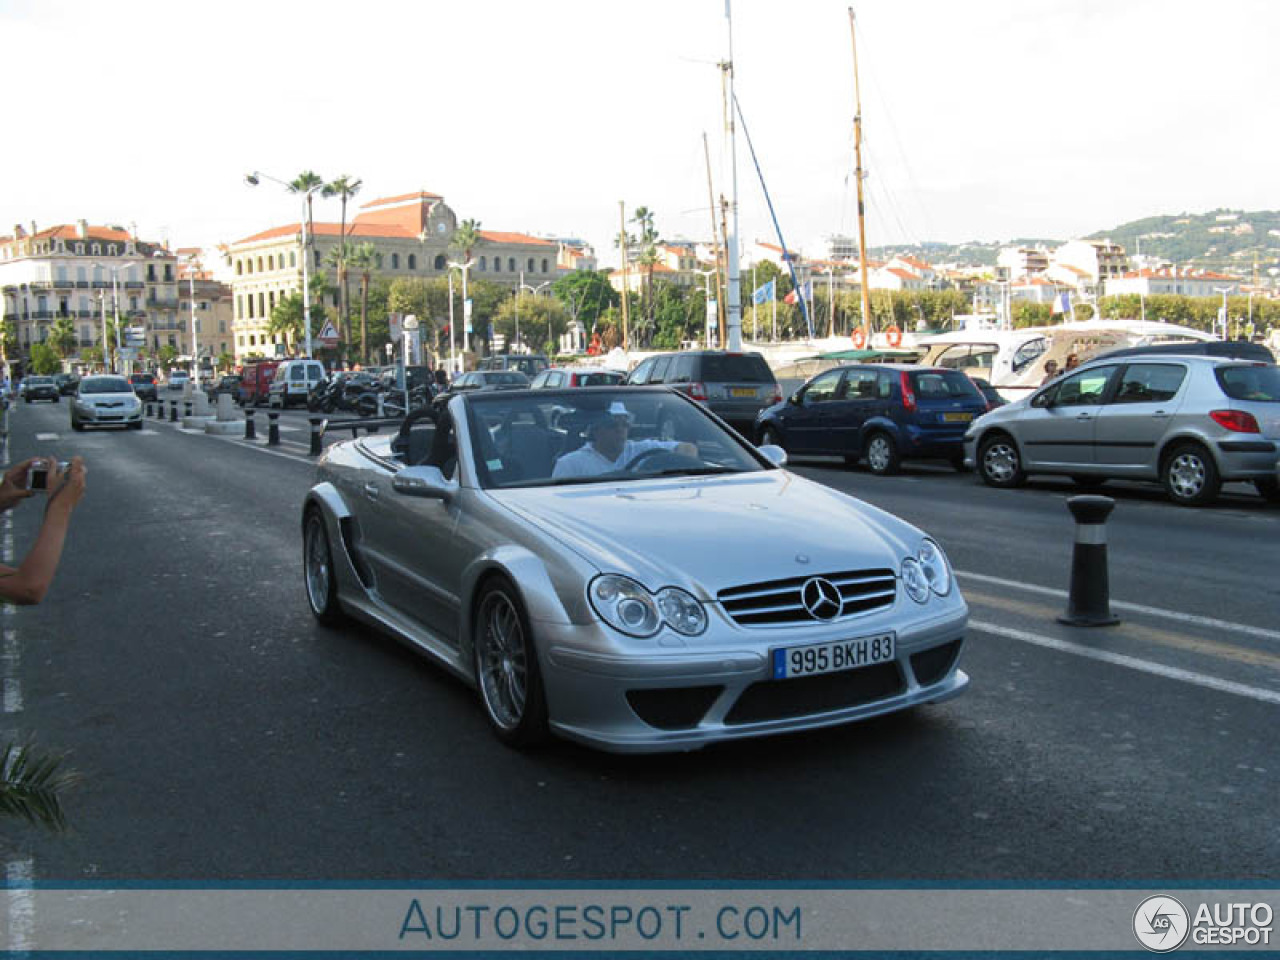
[269,359,326,409]
[167,371,191,392]
[71,375,143,431]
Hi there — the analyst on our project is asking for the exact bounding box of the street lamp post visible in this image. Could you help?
[448,258,475,362]
[184,253,201,378]
[1214,287,1231,339]
[693,268,717,347]
[246,172,322,358]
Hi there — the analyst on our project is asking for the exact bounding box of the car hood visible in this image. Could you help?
[492,470,921,596]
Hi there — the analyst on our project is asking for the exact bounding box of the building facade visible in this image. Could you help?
[0,220,181,373]
[225,191,564,362]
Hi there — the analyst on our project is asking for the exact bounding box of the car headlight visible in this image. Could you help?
[589,575,707,638]
[901,539,952,604]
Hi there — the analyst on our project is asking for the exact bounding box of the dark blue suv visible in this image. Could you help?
[755,364,990,474]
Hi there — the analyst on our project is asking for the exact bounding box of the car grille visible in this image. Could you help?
[717,569,897,626]
[724,663,905,725]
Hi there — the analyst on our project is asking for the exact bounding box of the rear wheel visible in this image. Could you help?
[303,509,345,625]
[473,578,548,748]
[978,433,1026,488]
[1162,442,1220,507]
[864,432,901,475]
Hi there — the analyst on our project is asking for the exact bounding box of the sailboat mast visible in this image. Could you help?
[850,7,873,345]
[723,0,743,351]
[703,132,727,341]
[619,200,630,350]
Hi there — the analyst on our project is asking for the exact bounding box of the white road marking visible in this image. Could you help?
[35,433,60,441]
[957,569,1280,642]
[970,619,1280,706]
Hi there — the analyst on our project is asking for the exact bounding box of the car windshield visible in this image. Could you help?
[482,371,530,386]
[579,372,624,386]
[463,389,769,489]
[28,377,53,385]
[81,377,131,394]
[1217,364,1280,402]
[130,375,153,383]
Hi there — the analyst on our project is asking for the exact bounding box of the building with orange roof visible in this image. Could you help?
[225,190,576,362]
[0,219,224,373]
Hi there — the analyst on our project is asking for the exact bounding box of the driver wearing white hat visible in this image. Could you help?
[552,401,697,479]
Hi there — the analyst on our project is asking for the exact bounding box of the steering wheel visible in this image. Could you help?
[622,447,702,473]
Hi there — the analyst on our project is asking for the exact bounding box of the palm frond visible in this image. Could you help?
[0,741,81,832]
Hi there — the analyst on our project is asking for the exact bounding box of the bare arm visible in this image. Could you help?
[0,458,86,606]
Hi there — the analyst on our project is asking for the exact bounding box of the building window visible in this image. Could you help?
[391,253,400,269]
[408,254,416,270]
[508,258,516,272]
[75,243,84,255]
[91,244,101,256]
[289,251,296,267]
[528,258,535,271]
[478,256,486,272]
[236,260,243,275]
[108,245,117,256]
[541,258,549,272]
[434,254,446,270]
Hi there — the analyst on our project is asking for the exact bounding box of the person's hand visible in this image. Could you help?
[675,442,699,459]
[0,458,40,512]
[46,457,86,511]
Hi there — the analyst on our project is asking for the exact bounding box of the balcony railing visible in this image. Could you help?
[147,298,181,309]
[31,310,54,320]
[124,281,144,289]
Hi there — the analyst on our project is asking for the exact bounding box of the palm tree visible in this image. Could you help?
[288,171,324,242]
[631,206,659,330]
[322,175,363,353]
[0,741,79,832]
[348,242,379,364]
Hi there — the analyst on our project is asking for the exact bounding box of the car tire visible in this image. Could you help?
[303,509,345,626]
[864,432,901,476]
[1255,477,1280,504]
[978,432,1026,488]
[950,453,969,473]
[70,416,84,432]
[473,578,549,748]
[53,395,60,403]
[760,425,784,450]
[1162,442,1220,507]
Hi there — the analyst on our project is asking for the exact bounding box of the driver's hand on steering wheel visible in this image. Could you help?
[674,442,698,459]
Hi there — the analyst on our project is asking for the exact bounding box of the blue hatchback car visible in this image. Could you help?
[756,364,990,474]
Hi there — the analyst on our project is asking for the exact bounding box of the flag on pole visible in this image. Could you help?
[752,279,775,305]
[783,280,812,305]
[1051,291,1071,315]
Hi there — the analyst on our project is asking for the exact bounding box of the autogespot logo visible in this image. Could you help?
[1134,895,1190,952]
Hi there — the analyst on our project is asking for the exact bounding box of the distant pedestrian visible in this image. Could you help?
[1040,359,1060,384]
[1064,353,1080,373]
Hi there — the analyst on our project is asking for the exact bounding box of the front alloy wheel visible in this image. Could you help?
[303,510,344,625]
[978,434,1026,488]
[474,580,548,747]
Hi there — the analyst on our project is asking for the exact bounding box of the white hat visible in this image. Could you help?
[589,400,635,432]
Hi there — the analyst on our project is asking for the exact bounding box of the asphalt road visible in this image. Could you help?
[1,398,1277,882]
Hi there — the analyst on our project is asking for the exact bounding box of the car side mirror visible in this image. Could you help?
[788,392,803,406]
[392,465,455,501]
[1031,391,1052,409]
[758,444,788,468]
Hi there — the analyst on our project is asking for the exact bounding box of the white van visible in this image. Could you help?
[268,359,326,409]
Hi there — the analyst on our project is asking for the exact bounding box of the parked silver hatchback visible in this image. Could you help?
[964,354,1280,506]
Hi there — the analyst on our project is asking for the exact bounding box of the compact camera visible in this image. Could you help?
[26,459,69,491]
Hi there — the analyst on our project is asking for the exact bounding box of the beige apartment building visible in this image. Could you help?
[0,220,189,372]
[225,190,569,362]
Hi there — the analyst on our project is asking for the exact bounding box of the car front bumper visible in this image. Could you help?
[76,405,143,425]
[540,601,969,753]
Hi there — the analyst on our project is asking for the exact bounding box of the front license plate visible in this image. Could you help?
[942,412,974,423]
[771,632,896,680]
[730,387,756,398]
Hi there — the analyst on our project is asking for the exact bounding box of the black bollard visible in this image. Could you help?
[267,411,280,446]
[245,409,256,440]
[145,401,153,418]
[1058,495,1120,627]
[309,417,324,456]
[184,400,192,418]
[169,400,178,422]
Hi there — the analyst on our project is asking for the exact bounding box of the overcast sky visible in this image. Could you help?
[3,0,1276,275]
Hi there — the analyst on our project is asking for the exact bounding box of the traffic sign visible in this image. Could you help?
[317,321,340,345]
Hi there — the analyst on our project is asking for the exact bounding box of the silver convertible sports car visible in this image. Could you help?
[302,386,969,752]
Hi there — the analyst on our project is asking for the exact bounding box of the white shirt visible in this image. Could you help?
[552,438,677,480]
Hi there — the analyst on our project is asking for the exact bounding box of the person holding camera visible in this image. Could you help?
[0,456,87,605]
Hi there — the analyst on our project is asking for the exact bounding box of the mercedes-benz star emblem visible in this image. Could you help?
[801,577,843,621]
